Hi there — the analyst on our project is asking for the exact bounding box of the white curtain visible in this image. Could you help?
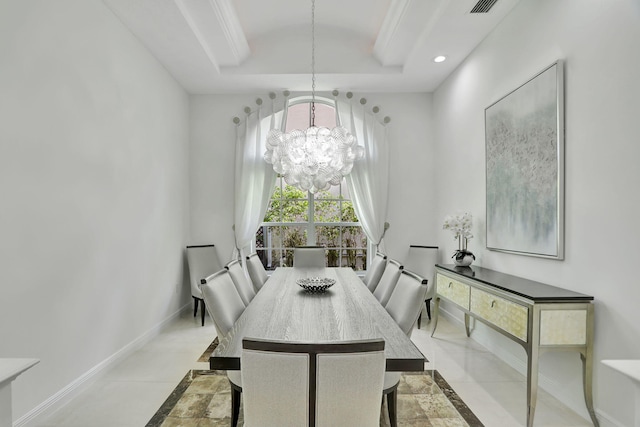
[337,96,390,253]
[233,97,284,260]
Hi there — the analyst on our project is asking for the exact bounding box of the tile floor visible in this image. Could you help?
[32,309,592,427]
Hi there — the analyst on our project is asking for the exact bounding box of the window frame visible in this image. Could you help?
[254,95,370,270]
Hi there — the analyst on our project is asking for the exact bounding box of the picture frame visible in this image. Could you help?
[485,60,564,259]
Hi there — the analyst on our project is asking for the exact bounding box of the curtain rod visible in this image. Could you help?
[232,90,391,125]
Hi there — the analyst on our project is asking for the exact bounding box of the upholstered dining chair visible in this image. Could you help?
[403,245,439,328]
[373,259,403,307]
[384,269,430,336]
[241,338,386,427]
[363,251,387,292]
[186,244,223,326]
[226,259,256,307]
[200,269,245,426]
[382,269,429,427]
[246,252,269,292]
[293,245,326,268]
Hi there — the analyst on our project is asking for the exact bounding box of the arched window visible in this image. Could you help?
[255,97,367,270]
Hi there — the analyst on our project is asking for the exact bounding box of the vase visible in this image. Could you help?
[454,251,475,267]
[453,236,475,267]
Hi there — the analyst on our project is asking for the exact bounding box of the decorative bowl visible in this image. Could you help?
[296,277,336,293]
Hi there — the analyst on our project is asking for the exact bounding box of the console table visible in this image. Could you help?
[431,264,598,427]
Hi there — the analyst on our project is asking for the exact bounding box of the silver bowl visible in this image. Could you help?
[296,277,336,293]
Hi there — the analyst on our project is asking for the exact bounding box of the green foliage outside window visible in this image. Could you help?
[257,181,367,270]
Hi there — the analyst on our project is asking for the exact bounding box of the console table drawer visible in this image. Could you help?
[470,288,529,342]
[436,273,470,310]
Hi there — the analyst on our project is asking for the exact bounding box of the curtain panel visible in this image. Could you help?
[233,98,284,260]
[337,97,390,253]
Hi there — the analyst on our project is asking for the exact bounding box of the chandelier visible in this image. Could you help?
[264,0,364,194]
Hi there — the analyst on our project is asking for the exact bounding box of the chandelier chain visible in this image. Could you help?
[311,0,316,126]
[262,0,364,194]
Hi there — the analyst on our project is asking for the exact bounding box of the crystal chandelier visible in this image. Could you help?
[264,0,364,194]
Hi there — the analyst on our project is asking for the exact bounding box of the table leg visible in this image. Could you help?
[431,297,440,337]
[1,382,12,427]
[526,345,539,427]
[582,304,599,427]
[581,352,600,426]
[464,313,471,337]
[636,386,640,427]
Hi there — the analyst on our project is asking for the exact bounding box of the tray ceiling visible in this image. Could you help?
[103,0,521,94]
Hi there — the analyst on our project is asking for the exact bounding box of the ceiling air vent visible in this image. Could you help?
[470,0,499,13]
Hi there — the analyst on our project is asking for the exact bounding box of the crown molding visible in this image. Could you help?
[174,0,250,73]
[373,0,412,66]
[208,0,250,65]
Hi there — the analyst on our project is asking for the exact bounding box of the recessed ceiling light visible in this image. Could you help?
[433,55,447,63]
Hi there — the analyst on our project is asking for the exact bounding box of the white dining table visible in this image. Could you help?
[210,267,426,372]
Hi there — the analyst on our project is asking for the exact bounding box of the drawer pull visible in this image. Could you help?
[491,300,497,308]
[449,282,453,288]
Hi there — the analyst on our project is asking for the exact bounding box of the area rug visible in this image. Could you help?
[146,369,483,427]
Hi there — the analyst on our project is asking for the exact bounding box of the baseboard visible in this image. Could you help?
[436,305,626,427]
[15,303,191,427]
[592,409,627,427]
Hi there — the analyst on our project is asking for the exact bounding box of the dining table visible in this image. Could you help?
[210,266,426,372]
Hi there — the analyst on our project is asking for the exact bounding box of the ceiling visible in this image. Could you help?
[103,0,521,94]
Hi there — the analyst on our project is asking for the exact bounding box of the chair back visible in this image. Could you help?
[200,269,245,339]
[241,338,385,427]
[404,245,438,300]
[373,259,403,306]
[293,246,325,269]
[226,259,256,307]
[363,252,387,292]
[384,269,429,336]
[186,244,222,299]
[246,252,269,291]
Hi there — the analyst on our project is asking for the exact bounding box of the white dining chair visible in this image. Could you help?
[403,245,439,328]
[363,251,387,292]
[241,338,386,427]
[384,269,430,336]
[186,244,223,326]
[226,259,256,307]
[200,269,245,427]
[246,252,269,291]
[382,269,429,427]
[373,259,403,307]
[293,246,326,268]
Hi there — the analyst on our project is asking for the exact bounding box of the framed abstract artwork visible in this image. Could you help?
[485,60,564,259]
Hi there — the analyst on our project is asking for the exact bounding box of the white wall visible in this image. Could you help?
[189,92,435,266]
[189,94,253,264]
[0,0,190,422]
[433,0,640,425]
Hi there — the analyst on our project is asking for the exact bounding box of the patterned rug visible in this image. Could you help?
[146,369,483,427]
